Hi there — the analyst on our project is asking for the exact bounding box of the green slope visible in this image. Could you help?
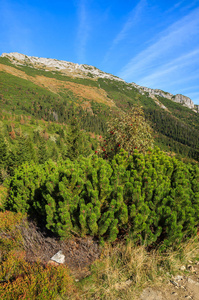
[0,57,199,161]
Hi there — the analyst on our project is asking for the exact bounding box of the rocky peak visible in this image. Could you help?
[174,94,194,109]
[131,83,195,110]
[1,52,124,82]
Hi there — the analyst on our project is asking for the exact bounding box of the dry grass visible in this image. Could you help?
[0,210,199,299]
[78,238,199,299]
[0,63,114,107]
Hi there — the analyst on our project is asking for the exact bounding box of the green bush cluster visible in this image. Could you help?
[4,148,199,250]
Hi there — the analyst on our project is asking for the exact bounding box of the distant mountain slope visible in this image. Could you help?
[1,52,124,82]
[0,52,199,161]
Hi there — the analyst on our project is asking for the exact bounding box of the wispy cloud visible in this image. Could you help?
[76,0,90,63]
[179,85,199,93]
[118,7,199,84]
[139,49,199,87]
[103,0,147,63]
[166,0,187,13]
[180,0,199,11]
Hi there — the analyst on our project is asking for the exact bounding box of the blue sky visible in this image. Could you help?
[0,0,199,105]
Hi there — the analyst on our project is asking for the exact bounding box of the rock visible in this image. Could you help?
[180,265,186,271]
[130,83,195,110]
[50,250,65,264]
[174,94,194,109]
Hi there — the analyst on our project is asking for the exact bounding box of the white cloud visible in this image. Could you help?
[139,49,199,87]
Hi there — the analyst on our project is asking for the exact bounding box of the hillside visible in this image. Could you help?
[1,52,199,300]
[0,52,199,161]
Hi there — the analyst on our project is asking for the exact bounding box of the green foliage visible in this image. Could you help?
[66,116,92,160]
[99,106,154,159]
[4,149,199,249]
[146,108,199,161]
[0,111,96,183]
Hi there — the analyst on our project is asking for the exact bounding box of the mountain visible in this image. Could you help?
[0,52,199,161]
[1,52,124,82]
[131,82,197,111]
[1,52,198,110]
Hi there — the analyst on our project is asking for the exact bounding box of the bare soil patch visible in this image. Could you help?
[20,221,100,279]
[139,264,199,300]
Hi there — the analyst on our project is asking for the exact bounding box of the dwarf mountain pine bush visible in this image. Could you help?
[4,148,199,249]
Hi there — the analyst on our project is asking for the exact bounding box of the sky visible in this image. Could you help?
[0,0,199,105]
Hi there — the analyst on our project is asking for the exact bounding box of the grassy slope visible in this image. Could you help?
[0,57,199,160]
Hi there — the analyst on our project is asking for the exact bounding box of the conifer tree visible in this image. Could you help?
[0,135,8,182]
[67,117,88,160]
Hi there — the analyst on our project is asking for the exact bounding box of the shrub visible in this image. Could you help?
[4,149,199,249]
[0,211,75,300]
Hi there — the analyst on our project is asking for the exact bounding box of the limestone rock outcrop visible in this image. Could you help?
[131,83,195,110]
[174,94,194,109]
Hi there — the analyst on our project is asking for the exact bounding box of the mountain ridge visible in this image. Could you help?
[1,52,198,112]
[0,51,199,161]
[1,52,124,82]
[131,82,197,111]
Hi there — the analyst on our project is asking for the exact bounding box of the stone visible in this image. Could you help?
[130,83,195,110]
[174,95,194,109]
[50,250,65,264]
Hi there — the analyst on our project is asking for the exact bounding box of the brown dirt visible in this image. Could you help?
[19,221,100,279]
[139,264,199,300]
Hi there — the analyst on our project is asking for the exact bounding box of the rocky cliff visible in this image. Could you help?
[131,83,195,110]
